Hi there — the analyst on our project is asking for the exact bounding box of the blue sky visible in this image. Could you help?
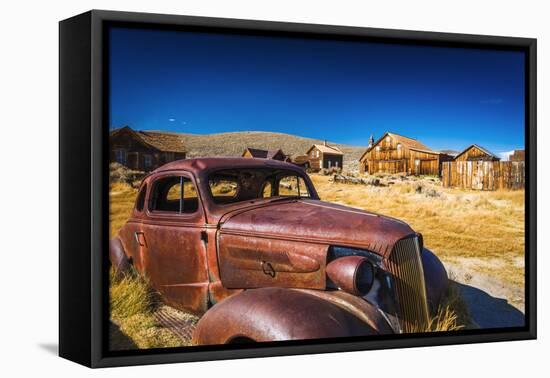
[109,27,525,153]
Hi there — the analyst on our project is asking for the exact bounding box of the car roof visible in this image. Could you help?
[151,157,304,175]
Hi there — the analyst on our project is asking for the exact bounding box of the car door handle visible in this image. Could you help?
[134,231,146,247]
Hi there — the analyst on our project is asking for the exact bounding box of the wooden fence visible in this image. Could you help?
[441,161,525,190]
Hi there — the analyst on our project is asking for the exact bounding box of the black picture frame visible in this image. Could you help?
[59,9,537,368]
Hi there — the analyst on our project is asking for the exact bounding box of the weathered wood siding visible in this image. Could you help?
[111,129,185,171]
[442,161,525,190]
[360,137,447,176]
[308,146,323,169]
[308,147,343,170]
[454,145,498,161]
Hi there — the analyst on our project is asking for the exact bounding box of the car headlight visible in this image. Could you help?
[327,246,402,333]
[326,256,374,296]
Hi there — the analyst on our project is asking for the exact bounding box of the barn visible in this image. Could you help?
[306,142,344,170]
[454,144,500,162]
[359,132,452,176]
[110,126,186,171]
[242,148,289,161]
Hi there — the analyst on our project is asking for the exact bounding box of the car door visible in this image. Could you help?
[142,172,209,314]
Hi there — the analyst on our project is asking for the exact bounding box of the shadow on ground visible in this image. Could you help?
[38,343,58,355]
[110,321,138,351]
[452,280,525,329]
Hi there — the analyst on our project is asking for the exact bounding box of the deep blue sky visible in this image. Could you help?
[109,27,525,153]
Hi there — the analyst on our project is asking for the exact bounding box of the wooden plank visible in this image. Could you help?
[441,160,524,190]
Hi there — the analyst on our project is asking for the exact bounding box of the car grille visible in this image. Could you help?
[386,237,429,333]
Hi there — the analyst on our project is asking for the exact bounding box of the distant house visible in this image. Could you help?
[454,144,500,162]
[292,155,311,169]
[110,126,186,172]
[242,148,289,161]
[509,149,525,162]
[306,141,344,170]
[359,132,452,176]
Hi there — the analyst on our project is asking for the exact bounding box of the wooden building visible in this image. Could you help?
[509,149,525,162]
[306,142,344,170]
[292,155,311,169]
[242,148,289,161]
[110,126,186,172]
[359,132,452,176]
[454,144,500,162]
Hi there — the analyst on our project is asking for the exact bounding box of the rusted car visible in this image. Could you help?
[110,158,449,344]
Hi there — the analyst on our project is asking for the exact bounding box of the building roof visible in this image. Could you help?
[384,132,432,151]
[359,132,436,161]
[454,144,500,161]
[242,148,286,159]
[306,143,344,156]
[110,126,186,153]
[438,149,460,157]
[292,155,310,164]
[510,149,525,161]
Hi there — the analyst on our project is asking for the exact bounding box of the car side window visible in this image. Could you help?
[135,184,147,212]
[149,176,198,214]
[261,181,273,198]
[278,175,310,197]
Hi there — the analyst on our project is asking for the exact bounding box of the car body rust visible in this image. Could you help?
[111,157,449,343]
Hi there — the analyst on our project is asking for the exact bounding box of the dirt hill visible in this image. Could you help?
[148,130,367,172]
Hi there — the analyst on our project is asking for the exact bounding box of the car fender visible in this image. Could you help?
[422,247,449,311]
[109,236,131,275]
[192,287,378,345]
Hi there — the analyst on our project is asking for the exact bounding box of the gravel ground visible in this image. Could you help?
[445,262,525,329]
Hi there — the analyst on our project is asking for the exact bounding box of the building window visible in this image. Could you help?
[115,149,127,165]
[316,151,320,158]
[386,136,391,143]
[144,154,153,169]
[397,143,402,150]
[376,146,381,151]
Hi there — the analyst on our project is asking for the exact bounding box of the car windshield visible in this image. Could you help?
[208,168,315,205]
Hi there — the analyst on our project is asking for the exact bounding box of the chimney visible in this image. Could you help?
[324,140,327,146]
[368,134,374,148]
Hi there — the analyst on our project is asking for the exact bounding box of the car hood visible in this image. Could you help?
[219,198,416,257]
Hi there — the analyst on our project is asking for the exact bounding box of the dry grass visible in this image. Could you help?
[426,277,472,332]
[109,181,137,238]
[311,174,525,289]
[109,268,191,350]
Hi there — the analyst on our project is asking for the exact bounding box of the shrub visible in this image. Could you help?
[110,162,146,185]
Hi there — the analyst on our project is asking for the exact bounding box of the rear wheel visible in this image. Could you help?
[109,237,131,276]
[227,336,256,344]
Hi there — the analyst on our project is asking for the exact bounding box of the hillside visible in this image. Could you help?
[148,130,367,172]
